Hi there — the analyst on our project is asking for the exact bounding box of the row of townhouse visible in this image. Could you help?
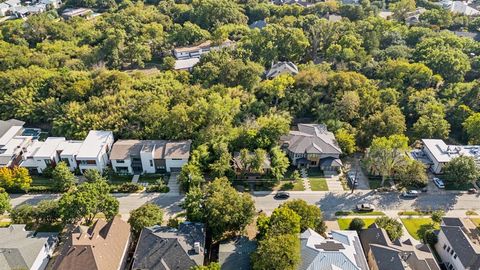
[0,119,191,175]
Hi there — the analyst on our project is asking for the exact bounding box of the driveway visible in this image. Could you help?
[343,155,370,190]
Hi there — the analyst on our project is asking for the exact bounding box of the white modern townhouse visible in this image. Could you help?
[0,119,33,168]
[110,140,191,174]
[20,130,114,174]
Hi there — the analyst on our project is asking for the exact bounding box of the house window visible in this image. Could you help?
[450,250,454,255]
[149,160,153,167]
[172,158,183,161]
[80,160,96,165]
[443,244,447,249]
[454,254,457,259]
[447,247,450,252]
[116,160,125,164]
[310,161,317,166]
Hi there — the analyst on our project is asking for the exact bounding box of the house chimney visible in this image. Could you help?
[194,242,201,254]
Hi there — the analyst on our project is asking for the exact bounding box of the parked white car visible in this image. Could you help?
[433,177,445,189]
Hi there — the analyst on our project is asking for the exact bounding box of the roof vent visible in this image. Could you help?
[194,242,201,254]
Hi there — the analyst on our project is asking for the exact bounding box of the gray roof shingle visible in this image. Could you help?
[132,222,205,270]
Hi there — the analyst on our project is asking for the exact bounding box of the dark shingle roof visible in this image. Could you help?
[132,222,205,270]
[441,225,480,269]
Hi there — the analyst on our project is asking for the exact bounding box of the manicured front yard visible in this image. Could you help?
[401,218,439,240]
[337,218,376,230]
[368,179,383,189]
[310,179,328,191]
[279,180,305,191]
[139,174,168,184]
[306,169,328,191]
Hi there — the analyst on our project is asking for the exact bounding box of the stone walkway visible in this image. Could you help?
[300,168,311,191]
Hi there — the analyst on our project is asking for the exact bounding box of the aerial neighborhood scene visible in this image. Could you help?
[2,0,480,269]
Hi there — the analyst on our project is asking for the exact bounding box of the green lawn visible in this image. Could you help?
[337,218,376,230]
[401,218,439,240]
[398,211,430,216]
[108,174,132,184]
[335,210,386,216]
[310,178,328,191]
[279,180,305,191]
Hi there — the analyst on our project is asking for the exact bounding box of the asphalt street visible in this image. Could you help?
[9,190,480,220]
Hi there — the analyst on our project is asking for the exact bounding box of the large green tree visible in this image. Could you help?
[365,135,409,186]
[182,177,255,239]
[52,162,76,192]
[252,234,300,270]
[282,199,326,233]
[128,203,164,235]
[443,156,480,185]
[58,180,119,224]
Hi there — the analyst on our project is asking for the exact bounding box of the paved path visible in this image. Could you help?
[167,173,180,195]
[131,175,140,183]
[325,174,344,192]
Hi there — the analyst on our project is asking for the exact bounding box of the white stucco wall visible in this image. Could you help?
[140,151,155,174]
[112,159,133,174]
[165,158,188,172]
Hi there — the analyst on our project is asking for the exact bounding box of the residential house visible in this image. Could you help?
[75,130,114,174]
[405,8,427,25]
[20,137,66,174]
[435,217,480,270]
[249,19,267,29]
[110,139,191,174]
[174,58,200,71]
[0,224,58,270]
[438,0,480,16]
[418,139,480,174]
[265,61,299,79]
[132,222,205,270]
[300,229,369,270]
[359,224,441,270]
[0,119,33,168]
[172,40,235,70]
[0,3,10,16]
[281,124,343,171]
[452,30,480,41]
[21,130,113,174]
[271,0,316,7]
[53,217,131,270]
[61,8,93,19]
[232,151,271,181]
[219,237,256,270]
[39,0,61,9]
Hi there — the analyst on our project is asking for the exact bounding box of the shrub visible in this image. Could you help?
[349,218,365,230]
[424,230,438,245]
[167,217,180,228]
[10,204,36,224]
[146,181,169,193]
[112,182,142,193]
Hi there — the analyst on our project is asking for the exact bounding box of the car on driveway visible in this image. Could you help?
[402,190,419,198]
[356,203,374,212]
[347,172,358,187]
[433,177,445,189]
[274,191,290,200]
